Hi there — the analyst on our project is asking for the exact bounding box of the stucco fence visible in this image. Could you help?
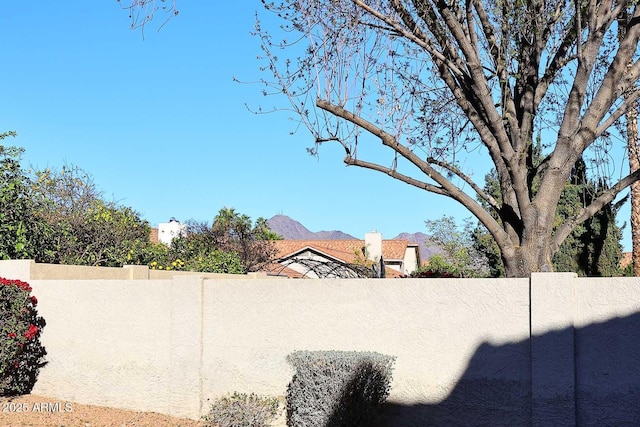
[1,260,640,425]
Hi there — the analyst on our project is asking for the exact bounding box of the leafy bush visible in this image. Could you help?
[286,350,395,427]
[409,264,456,278]
[189,250,244,274]
[202,392,280,427]
[0,277,46,396]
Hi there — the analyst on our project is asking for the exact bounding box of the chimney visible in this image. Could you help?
[365,230,383,262]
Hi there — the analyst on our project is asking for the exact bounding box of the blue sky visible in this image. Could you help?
[0,2,633,250]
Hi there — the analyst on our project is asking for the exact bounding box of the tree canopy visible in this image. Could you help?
[0,134,46,260]
[31,165,154,267]
[473,156,626,277]
[0,138,281,274]
[252,0,640,277]
[0,141,162,267]
[164,208,281,273]
[423,216,489,278]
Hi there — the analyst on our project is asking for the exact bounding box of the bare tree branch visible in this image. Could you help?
[426,156,501,211]
[254,0,640,275]
[118,0,178,33]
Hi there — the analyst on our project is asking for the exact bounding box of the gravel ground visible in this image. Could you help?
[0,394,208,427]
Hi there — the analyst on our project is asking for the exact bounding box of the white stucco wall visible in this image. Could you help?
[573,276,640,425]
[29,276,204,419]
[7,265,640,425]
[27,275,531,423]
[201,278,530,407]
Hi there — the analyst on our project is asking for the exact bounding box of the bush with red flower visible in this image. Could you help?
[0,277,46,396]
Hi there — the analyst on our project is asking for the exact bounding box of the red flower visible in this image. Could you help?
[0,277,32,292]
[30,295,38,305]
[7,332,16,338]
[24,324,38,340]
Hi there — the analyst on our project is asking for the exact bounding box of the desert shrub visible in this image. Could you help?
[202,392,280,427]
[286,350,395,427]
[0,277,46,396]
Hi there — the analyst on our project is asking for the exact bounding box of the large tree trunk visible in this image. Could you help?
[628,104,640,275]
[502,241,554,277]
[620,7,640,276]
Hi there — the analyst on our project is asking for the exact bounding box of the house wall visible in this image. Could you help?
[2,261,640,425]
[402,246,418,275]
[383,260,403,274]
[157,219,186,246]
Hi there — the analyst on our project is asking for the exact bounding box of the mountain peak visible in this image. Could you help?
[267,215,356,240]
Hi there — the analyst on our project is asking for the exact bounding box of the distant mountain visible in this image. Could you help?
[267,215,440,263]
[267,215,356,240]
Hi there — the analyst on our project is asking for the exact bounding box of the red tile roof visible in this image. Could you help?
[275,240,366,263]
[382,240,412,260]
[273,239,412,263]
[265,239,417,278]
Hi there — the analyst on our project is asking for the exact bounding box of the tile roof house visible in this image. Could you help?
[264,231,421,278]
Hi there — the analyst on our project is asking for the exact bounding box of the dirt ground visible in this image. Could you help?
[0,394,209,427]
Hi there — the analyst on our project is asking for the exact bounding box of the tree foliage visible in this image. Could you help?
[0,135,51,261]
[0,141,158,267]
[253,0,640,277]
[0,139,279,272]
[31,165,154,267]
[552,161,626,276]
[163,208,282,274]
[212,207,282,272]
[424,216,489,278]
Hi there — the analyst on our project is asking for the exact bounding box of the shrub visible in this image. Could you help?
[202,392,280,427]
[189,250,244,274]
[409,266,456,278]
[0,277,46,396]
[286,350,395,427]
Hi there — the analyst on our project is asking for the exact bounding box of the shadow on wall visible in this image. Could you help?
[370,311,640,427]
